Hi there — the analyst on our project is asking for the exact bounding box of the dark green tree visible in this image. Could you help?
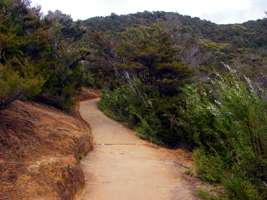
[0,0,47,108]
[115,25,192,96]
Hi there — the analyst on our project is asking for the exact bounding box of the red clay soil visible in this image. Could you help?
[0,100,93,200]
[76,88,101,102]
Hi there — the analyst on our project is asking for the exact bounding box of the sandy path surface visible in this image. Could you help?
[78,98,197,200]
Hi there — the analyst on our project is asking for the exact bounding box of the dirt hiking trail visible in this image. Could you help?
[78,98,198,200]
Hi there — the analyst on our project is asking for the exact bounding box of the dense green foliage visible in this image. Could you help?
[99,26,193,146]
[99,82,193,146]
[0,0,46,108]
[100,68,267,200]
[184,71,267,200]
[82,12,267,89]
[0,0,90,110]
[96,17,267,197]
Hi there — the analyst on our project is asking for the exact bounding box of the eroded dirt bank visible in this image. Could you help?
[78,98,199,200]
[0,100,93,200]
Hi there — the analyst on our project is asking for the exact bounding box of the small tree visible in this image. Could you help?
[115,24,192,96]
[0,0,45,109]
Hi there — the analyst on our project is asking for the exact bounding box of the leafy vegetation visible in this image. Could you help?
[82,12,267,88]
[100,66,267,200]
[0,0,90,110]
[184,70,267,200]
[97,21,267,198]
[0,0,46,108]
[99,26,193,146]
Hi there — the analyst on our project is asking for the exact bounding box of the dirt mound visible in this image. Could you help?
[76,88,101,102]
[0,101,93,200]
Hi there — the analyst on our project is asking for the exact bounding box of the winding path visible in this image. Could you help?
[78,98,197,200]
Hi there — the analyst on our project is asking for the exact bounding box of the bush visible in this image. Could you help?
[40,63,86,111]
[0,0,93,111]
[183,71,267,200]
[0,64,44,109]
[99,86,133,122]
[99,78,193,147]
[223,176,262,200]
[193,149,224,183]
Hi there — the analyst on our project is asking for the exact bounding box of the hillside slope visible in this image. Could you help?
[78,12,267,87]
[0,101,93,200]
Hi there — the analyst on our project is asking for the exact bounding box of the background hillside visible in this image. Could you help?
[78,12,267,89]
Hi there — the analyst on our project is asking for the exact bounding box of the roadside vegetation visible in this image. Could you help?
[97,25,267,200]
[0,0,91,111]
[99,65,267,200]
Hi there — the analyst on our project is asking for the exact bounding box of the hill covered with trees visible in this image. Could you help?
[0,1,267,200]
[81,11,267,88]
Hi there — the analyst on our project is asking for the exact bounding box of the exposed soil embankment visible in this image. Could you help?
[0,100,93,200]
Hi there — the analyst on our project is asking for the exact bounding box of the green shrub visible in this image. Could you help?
[197,190,226,200]
[223,176,262,200]
[184,71,267,200]
[99,86,134,122]
[40,64,85,111]
[193,149,225,183]
[199,39,230,52]
[0,0,93,111]
[99,78,194,147]
[0,64,44,108]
